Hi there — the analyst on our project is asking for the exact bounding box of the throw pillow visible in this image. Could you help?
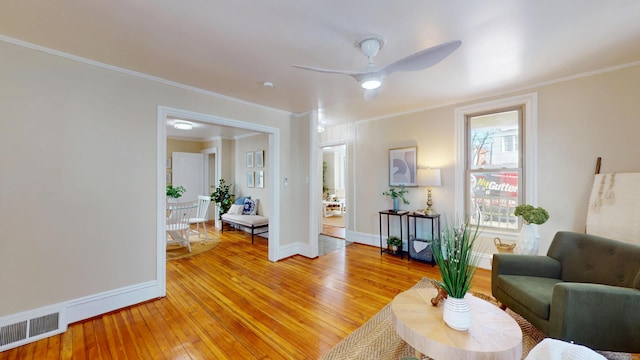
[228,204,244,215]
[243,198,257,215]
[235,196,251,205]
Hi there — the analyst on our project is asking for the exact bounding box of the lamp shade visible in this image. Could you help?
[417,168,442,187]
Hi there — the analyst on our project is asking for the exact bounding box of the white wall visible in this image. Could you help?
[235,133,270,216]
[0,39,306,319]
[346,64,640,256]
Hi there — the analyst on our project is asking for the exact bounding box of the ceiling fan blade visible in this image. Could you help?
[292,64,365,76]
[381,40,462,75]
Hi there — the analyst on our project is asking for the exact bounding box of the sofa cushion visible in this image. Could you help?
[235,196,250,205]
[498,275,563,319]
[228,204,244,215]
[221,213,268,227]
[548,231,640,288]
[243,198,258,215]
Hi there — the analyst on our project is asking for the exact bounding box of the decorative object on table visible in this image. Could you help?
[383,184,410,211]
[429,279,448,306]
[210,178,234,219]
[417,168,442,215]
[431,216,481,331]
[493,237,516,253]
[166,184,186,202]
[513,204,549,255]
[389,146,417,186]
[387,235,402,252]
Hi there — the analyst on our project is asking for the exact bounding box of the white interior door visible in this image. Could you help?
[172,152,205,203]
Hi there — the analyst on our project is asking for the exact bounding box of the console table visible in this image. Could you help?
[378,210,409,259]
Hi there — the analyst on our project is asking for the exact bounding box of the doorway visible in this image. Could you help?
[157,106,281,297]
[318,143,350,255]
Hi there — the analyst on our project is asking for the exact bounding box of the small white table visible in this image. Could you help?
[391,288,522,360]
[322,200,345,217]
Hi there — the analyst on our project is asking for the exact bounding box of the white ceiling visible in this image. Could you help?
[2,1,640,136]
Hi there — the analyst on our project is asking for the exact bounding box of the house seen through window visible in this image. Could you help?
[466,107,523,230]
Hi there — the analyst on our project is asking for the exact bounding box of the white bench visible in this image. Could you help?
[220,213,269,244]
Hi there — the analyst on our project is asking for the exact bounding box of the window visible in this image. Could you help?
[502,134,517,152]
[467,108,522,230]
[455,93,538,235]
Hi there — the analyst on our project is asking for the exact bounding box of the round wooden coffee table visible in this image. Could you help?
[391,288,522,359]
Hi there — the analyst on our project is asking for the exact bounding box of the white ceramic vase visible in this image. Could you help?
[443,296,472,331]
[517,223,538,255]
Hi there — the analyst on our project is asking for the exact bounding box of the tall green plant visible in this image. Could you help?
[432,216,482,298]
[210,179,234,219]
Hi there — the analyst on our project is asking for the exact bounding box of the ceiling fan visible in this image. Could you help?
[293,37,462,100]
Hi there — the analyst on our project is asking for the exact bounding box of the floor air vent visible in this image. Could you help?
[29,313,59,337]
[0,312,61,350]
[0,321,27,347]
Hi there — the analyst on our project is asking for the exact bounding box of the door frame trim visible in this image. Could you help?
[157,106,281,296]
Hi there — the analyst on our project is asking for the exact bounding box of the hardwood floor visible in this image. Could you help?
[4,227,633,359]
[320,224,345,239]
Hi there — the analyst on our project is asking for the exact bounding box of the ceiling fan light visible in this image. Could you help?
[361,78,381,90]
[174,120,193,130]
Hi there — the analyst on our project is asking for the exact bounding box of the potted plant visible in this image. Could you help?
[514,204,549,255]
[387,235,403,252]
[166,185,186,202]
[431,216,481,331]
[382,185,410,211]
[210,178,234,219]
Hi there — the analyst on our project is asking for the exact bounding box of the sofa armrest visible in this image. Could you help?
[549,283,640,352]
[492,254,561,277]
[492,254,561,296]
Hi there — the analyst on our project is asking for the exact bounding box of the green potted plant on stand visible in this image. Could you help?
[166,185,186,202]
[387,235,403,254]
[432,216,481,331]
[514,204,549,255]
[210,178,234,220]
[383,185,410,212]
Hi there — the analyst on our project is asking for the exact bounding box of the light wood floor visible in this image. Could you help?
[320,224,345,238]
[3,227,634,359]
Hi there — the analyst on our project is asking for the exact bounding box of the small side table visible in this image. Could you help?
[407,213,440,264]
[378,210,409,259]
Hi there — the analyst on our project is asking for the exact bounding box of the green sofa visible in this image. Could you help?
[492,231,640,353]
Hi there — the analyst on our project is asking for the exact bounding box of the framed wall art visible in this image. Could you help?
[256,171,264,188]
[247,171,255,188]
[246,151,254,168]
[255,150,264,168]
[389,146,417,186]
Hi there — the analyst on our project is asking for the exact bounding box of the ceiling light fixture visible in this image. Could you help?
[360,77,382,90]
[174,120,193,130]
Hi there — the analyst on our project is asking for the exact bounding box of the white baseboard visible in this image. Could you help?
[65,280,161,323]
[278,242,307,259]
[0,280,161,352]
[346,230,380,247]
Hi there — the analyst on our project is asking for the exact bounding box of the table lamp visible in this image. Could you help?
[417,168,442,215]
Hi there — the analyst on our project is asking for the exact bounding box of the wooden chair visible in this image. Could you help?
[167,202,196,252]
[189,195,211,240]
